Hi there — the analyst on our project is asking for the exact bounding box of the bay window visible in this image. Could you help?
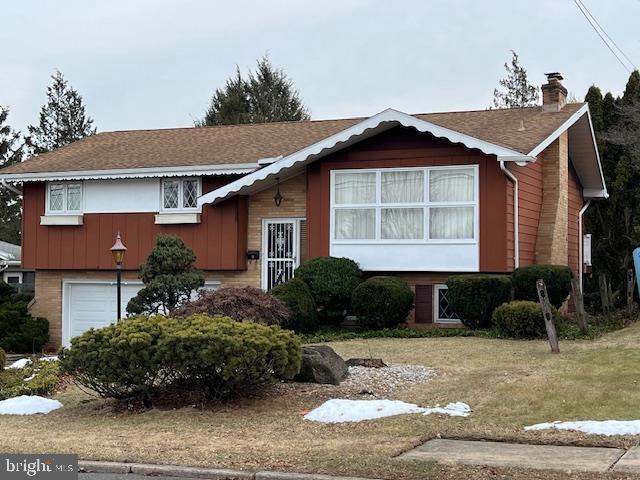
[47,182,83,214]
[331,166,477,243]
[161,178,200,212]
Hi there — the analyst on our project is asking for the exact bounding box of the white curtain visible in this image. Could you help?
[335,209,375,239]
[430,207,474,239]
[382,208,423,239]
[334,172,376,204]
[381,171,423,203]
[429,169,474,202]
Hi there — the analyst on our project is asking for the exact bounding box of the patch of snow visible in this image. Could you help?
[422,402,471,417]
[304,399,471,424]
[525,420,640,436]
[23,374,36,382]
[0,396,62,415]
[40,356,59,362]
[6,358,31,369]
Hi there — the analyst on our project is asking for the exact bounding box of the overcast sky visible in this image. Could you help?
[2,0,639,133]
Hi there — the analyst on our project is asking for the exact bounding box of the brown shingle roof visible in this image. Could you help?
[0,103,584,175]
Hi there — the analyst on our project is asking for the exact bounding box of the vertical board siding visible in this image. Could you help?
[22,179,248,271]
[306,127,510,272]
[568,163,583,277]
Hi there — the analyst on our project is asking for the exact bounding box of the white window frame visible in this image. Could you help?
[160,177,202,213]
[46,181,84,215]
[329,165,479,245]
[3,272,22,284]
[433,284,461,324]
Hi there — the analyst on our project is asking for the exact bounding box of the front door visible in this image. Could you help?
[262,219,300,290]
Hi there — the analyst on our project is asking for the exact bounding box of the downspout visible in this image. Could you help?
[499,161,519,269]
[1,179,22,196]
[578,200,592,293]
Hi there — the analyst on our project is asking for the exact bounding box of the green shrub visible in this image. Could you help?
[271,278,318,333]
[352,276,414,329]
[0,301,49,353]
[512,264,572,308]
[446,274,512,329]
[294,257,362,324]
[0,347,4,368]
[492,300,556,338]
[0,359,61,400]
[60,315,301,403]
[173,286,291,326]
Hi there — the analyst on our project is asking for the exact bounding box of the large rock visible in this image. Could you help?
[296,345,348,385]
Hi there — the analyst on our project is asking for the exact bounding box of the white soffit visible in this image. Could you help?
[0,163,259,183]
[198,108,533,206]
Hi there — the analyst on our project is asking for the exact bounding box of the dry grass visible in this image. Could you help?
[4,324,640,479]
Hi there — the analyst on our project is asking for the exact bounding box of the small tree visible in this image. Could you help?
[0,106,23,244]
[493,51,540,108]
[126,235,204,316]
[27,70,96,155]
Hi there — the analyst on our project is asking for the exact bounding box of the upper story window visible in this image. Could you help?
[47,182,83,214]
[331,166,477,242]
[161,178,201,212]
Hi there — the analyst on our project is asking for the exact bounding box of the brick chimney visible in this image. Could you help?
[541,72,567,112]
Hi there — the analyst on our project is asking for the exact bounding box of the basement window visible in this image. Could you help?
[433,285,460,324]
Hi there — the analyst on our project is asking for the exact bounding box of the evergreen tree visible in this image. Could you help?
[584,71,640,304]
[126,235,205,316]
[0,107,23,245]
[493,51,540,108]
[200,56,310,126]
[27,70,96,154]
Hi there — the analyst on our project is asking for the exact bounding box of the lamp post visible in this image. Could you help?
[110,232,127,321]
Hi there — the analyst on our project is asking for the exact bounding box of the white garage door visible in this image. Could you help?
[63,281,142,346]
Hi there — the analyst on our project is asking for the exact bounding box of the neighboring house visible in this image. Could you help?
[0,241,35,295]
[0,73,607,348]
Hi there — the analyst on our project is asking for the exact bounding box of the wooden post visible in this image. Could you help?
[627,269,635,307]
[571,276,588,335]
[536,279,560,354]
[599,274,611,313]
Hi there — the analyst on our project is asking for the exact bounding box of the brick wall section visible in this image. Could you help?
[535,133,569,265]
[31,174,307,349]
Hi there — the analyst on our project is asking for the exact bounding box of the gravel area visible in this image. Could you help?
[275,363,436,399]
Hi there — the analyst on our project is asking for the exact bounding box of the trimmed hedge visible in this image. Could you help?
[446,274,512,329]
[172,286,291,326]
[60,315,301,402]
[352,276,414,329]
[294,257,362,324]
[271,278,318,333]
[492,300,555,339]
[512,264,572,308]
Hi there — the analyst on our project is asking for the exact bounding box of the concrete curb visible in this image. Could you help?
[78,460,381,480]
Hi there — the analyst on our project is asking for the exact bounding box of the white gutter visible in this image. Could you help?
[578,200,592,293]
[499,161,519,269]
[1,179,21,195]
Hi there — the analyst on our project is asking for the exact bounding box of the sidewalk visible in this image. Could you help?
[399,438,640,473]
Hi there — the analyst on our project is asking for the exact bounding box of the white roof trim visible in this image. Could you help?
[199,108,533,206]
[0,163,259,183]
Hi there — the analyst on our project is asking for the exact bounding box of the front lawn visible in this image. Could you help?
[4,324,640,480]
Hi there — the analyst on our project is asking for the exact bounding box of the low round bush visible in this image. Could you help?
[352,276,414,329]
[446,274,512,329]
[60,315,301,403]
[512,264,572,308]
[271,278,318,333]
[172,286,291,325]
[294,257,362,324]
[492,300,556,338]
[0,359,61,400]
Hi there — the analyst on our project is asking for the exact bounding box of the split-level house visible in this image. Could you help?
[0,73,607,348]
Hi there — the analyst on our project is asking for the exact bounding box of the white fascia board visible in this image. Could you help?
[0,163,259,183]
[528,104,608,198]
[199,108,531,206]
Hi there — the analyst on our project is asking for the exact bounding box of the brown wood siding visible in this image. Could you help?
[414,285,433,324]
[506,156,544,269]
[568,162,583,277]
[22,177,248,271]
[307,127,509,272]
